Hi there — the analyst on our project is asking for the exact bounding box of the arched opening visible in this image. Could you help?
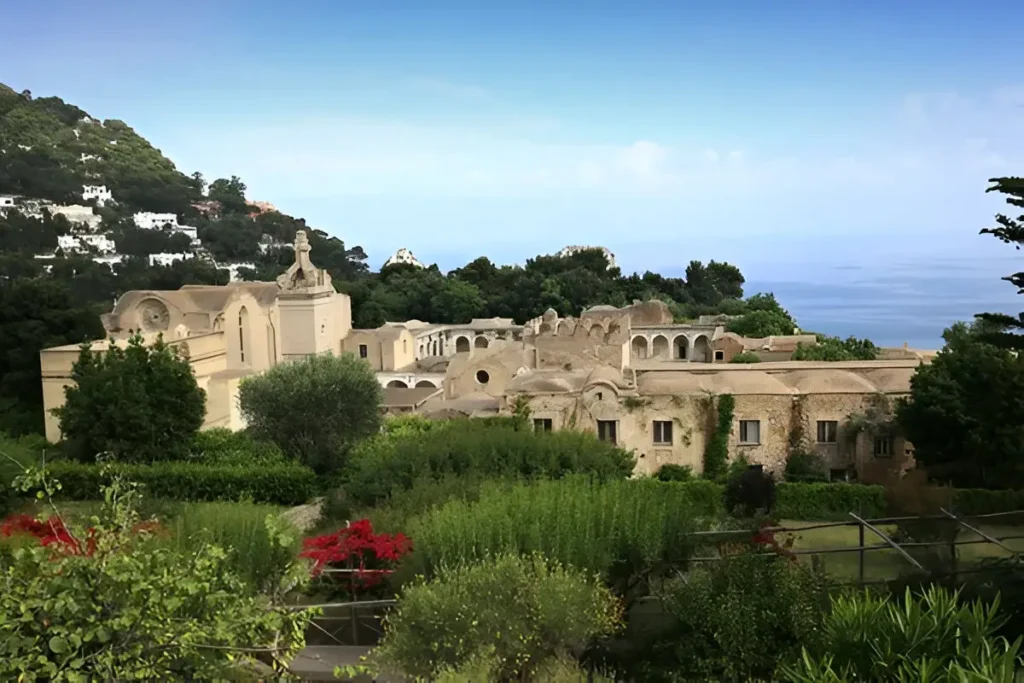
[607,322,621,337]
[432,339,439,355]
[455,336,470,353]
[474,336,489,349]
[476,370,490,384]
[387,380,409,388]
[415,380,436,388]
[237,306,250,366]
[673,335,689,360]
[556,320,568,336]
[538,323,552,334]
[631,336,649,359]
[652,335,669,359]
[403,339,408,355]
[419,344,424,357]
[692,335,711,362]
[588,323,605,339]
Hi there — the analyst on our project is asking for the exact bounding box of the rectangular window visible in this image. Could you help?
[653,420,673,445]
[533,418,552,432]
[829,468,849,482]
[816,420,838,444]
[597,420,618,444]
[874,436,893,458]
[714,350,725,361]
[739,420,760,445]
[358,344,368,359]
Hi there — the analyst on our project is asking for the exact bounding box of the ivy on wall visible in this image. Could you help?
[703,393,734,480]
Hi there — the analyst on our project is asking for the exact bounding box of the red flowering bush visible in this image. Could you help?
[1,512,166,557]
[300,519,412,595]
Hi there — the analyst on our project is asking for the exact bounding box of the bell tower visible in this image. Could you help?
[275,230,351,360]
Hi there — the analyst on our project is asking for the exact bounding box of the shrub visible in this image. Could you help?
[775,482,886,520]
[159,501,302,590]
[730,351,761,363]
[45,460,317,505]
[724,466,776,518]
[0,432,47,515]
[187,428,286,467]
[370,553,622,681]
[0,467,315,679]
[608,549,830,681]
[238,353,383,474]
[400,477,720,590]
[953,488,1024,515]
[655,463,693,482]
[343,420,634,509]
[54,334,206,463]
[783,450,828,482]
[781,586,1024,681]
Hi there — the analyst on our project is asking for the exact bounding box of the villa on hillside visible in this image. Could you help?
[39,231,926,480]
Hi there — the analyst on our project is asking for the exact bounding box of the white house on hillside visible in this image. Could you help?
[384,247,425,269]
[133,212,178,230]
[82,185,113,206]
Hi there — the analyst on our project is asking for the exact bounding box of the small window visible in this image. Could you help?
[534,418,552,432]
[476,370,490,384]
[739,420,760,445]
[597,420,618,444]
[874,436,893,458]
[358,344,368,359]
[714,350,725,361]
[816,420,838,444]
[596,391,603,401]
[653,420,673,445]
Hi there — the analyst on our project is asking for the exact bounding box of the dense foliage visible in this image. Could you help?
[238,353,383,474]
[372,553,621,681]
[977,176,1024,350]
[342,419,635,510]
[782,586,1024,681]
[54,334,206,463]
[45,459,318,506]
[896,321,1024,490]
[0,467,315,679]
[702,393,734,480]
[792,334,878,361]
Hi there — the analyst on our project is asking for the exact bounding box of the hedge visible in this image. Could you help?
[45,461,318,506]
[952,488,1024,516]
[775,482,887,520]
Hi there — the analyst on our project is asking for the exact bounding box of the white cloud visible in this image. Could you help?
[164,85,1024,202]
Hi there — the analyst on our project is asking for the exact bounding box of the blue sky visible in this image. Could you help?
[2,0,1023,283]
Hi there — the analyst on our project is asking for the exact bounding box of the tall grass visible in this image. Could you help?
[400,477,726,584]
[159,501,299,590]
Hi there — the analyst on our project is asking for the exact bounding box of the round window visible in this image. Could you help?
[476,370,490,384]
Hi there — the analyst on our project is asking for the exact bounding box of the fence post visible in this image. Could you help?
[949,533,958,585]
[858,520,865,585]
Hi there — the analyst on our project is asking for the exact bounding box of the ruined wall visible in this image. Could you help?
[528,307,631,371]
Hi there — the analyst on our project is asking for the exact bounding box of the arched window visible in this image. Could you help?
[238,306,249,365]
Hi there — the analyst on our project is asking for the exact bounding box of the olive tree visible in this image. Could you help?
[237,353,383,473]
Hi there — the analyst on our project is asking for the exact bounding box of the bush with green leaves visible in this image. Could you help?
[702,394,733,480]
[45,459,317,505]
[783,450,829,483]
[399,477,722,590]
[342,419,635,509]
[654,463,693,482]
[370,552,622,681]
[54,333,206,463]
[0,466,316,680]
[781,586,1023,681]
[238,352,383,474]
[792,334,878,361]
[775,482,886,519]
[729,351,761,363]
[187,428,286,467]
[603,551,830,681]
[0,432,47,515]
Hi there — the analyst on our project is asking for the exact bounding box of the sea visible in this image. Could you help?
[742,255,1022,350]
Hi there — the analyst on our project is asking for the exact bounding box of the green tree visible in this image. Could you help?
[792,335,878,361]
[431,278,485,323]
[727,309,795,338]
[0,278,105,436]
[237,353,383,474]
[55,334,206,463]
[895,322,1024,489]
[207,175,248,214]
[977,176,1024,350]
